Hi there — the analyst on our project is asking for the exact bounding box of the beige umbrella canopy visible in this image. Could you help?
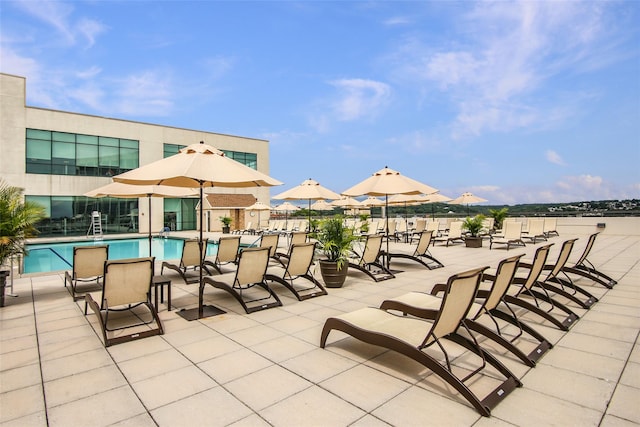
[331,196,364,208]
[310,199,334,211]
[246,201,272,230]
[343,166,438,267]
[84,182,197,257]
[449,192,488,216]
[273,178,340,223]
[361,196,385,207]
[273,202,300,227]
[113,141,283,320]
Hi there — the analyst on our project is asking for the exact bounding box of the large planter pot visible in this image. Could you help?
[0,269,9,308]
[319,260,349,288]
[222,226,231,234]
[465,237,483,248]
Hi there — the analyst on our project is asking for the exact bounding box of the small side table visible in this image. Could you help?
[152,275,172,311]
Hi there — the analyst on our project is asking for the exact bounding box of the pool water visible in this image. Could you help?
[24,238,221,274]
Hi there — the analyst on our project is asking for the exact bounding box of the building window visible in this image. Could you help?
[163,143,257,169]
[26,195,139,237]
[163,198,198,231]
[26,129,139,177]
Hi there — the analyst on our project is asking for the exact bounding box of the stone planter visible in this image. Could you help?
[465,237,483,248]
[0,269,9,308]
[319,260,349,288]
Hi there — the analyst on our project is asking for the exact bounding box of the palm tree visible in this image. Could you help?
[0,180,45,268]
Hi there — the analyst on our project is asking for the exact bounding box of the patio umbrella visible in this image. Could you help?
[422,193,453,218]
[449,192,488,216]
[272,178,340,225]
[273,201,300,227]
[343,166,438,268]
[245,201,272,230]
[113,141,282,320]
[84,182,197,257]
[388,193,429,232]
[310,199,334,211]
[361,196,385,207]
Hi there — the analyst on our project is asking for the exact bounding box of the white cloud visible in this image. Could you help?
[389,1,617,138]
[384,16,412,26]
[546,150,566,166]
[329,78,391,121]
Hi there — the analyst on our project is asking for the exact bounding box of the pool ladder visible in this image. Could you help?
[87,211,103,240]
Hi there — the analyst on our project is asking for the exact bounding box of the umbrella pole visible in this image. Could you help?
[148,195,152,257]
[199,184,204,319]
[385,195,390,269]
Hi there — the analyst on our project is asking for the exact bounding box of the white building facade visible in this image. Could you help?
[0,73,273,237]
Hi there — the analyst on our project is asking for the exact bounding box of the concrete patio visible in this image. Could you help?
[1,226,638,426]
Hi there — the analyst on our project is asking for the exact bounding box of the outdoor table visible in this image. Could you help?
[152,275,172,311]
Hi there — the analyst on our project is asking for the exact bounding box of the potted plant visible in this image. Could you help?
[0,180,45,306]
[358,214,369,234]
[462,214,485,248]
[219,216,232,234]
[489,207,509,232]
[312,216,357,288]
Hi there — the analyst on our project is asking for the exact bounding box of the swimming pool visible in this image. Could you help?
[24,238,223,274]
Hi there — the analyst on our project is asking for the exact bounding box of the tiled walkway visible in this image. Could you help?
[1,232,638,426]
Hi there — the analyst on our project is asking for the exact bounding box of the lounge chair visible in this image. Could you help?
[205,236,240,274]
[384,230,444,270]
[265,242,327,300]
[161,239,210,284]
[522,218,547,244]
[560,232,617,288]
[277,231,308,260]
[202,247,282,313]
[382,254,551,368]
[64,245,109,301]
[490,220,525,250]
[503,243,579,331]
[348,234,395,282]
[258,232,281,264]
[543,217,559,237]
[530,238,598,309]
[321,266,522,417]
[433,220,465,246]
[85,257,163,347]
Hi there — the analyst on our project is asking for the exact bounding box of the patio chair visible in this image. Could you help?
[202,247,282,313]
[530,238,598,309]
[382,254,551,367]
[258,232,281,264]
[205,235,241,274]
[559,232,617,288]
[64,245,109,301]
[85,257,163,347]
[348,234,395,282]
[490,220,526,250]
[543,217,559,237]
[161,239,210,284]
[503,243,580,331]
[265,242,327,301]
[321,266,522,417]
[522,218,547,244]
[277,231,308,260]
[384,230,444,270]
[432,221,465,246]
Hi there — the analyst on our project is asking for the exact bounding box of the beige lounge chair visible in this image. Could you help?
[259,232,281,264]
[382,254,552,367]
[433,221,465,246]
[64,245,109,300]
[202,247,282,313]
[504,243,579,331]
[265,242,327,300]
[321,266,521,417]
[384,230,444,270]
[161,239,210,284]
[490,220,525,250]
[522,218,547,244]
[348,234,394,282]
[205,236,240,274]
[85,257,163,347]
[543,217,559,237]
[561,232,617,288]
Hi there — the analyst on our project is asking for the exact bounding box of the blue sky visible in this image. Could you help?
[2,1,639,205]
